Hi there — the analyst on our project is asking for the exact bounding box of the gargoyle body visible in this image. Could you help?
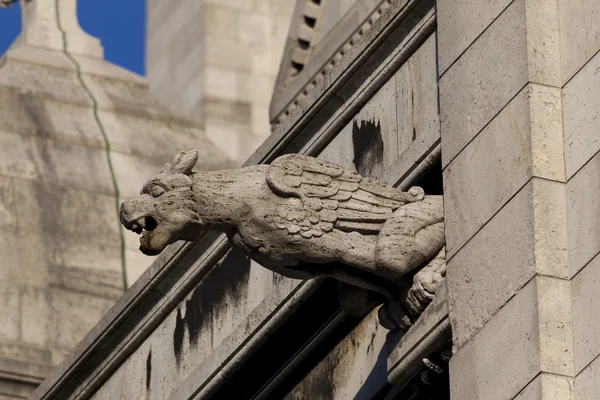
[120,150,446,330]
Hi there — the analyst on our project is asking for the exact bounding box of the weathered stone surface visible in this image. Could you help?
[450,279,540,400]
[395,34,439,158]
[572,253,600,374]
[524,0,561,87]
[537,276,574,376]
[576,353,600,400]
[558,0,600,84]
[566,152,600,277]
[443,86,532,256]
[437,0,512,75]
[89,252,301,400]
[529,85,565,182]
[48,287,115,353]
[531,178,569,279]
[440,0,528,166]
[515,373,574,400]
[447,181,535,348]
[0,282,20,342]
[563,51,600,179]
[286,311,389,399]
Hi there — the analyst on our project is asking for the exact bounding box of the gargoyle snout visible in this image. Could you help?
[120,199,155,233]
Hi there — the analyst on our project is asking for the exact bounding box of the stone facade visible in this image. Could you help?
[23,0,600,399]
[146,0,294,163]
[0,1,232,398]
[439,0,600,398]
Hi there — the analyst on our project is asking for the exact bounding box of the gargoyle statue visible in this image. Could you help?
[120,149,446,330]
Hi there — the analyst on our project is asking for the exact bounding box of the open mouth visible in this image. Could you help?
[128,215,158,235]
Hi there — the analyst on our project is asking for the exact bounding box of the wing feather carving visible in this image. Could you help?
[267,154,424,238]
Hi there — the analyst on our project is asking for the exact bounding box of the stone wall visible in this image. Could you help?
[437,0,600,398]
[146,0,294,163]
[30,1,446,399]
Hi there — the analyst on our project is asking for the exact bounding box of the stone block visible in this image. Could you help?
[515,373,574,400]
[447,181,535,348]
[31,137,115,196]
[48,287,116,351]
[529,85,564,182]
[0,281,21,342]
[572,253,600,374]
[0,61,91,107]
[346,75,399,181]
[443,86,532,256]
[566,152,600,276]
[0,176,42,230]
[204,118,247,161]
[285,312,388,399]
[563,51,600,179]
[89,366,125,400]
[537,276,574,376]
[251,45,286,76]
[251,0,294,16]
[532,179,569,279]
[0,131,40,181]
[20,286,49,348]
[0,228,49,287]
[437,0,513,74]
[172,44,203,92]
[395,34,438,157]
[243,74,276,106]
[204,67,241,101]
[450,279,540,400]
[111,152,164,199]
[251,104,272,137]
[125,248,155,287]
[205,0,252,11]
[440,0,528,166]
[179,73,205,118]
[524,0,561,87]
[317,128,358,171]
[558,0,600,84]
[43,100,105,150]
[204,5,238,39]
[205,36,251,71]
[576,353,600,400]
[238,12,273,45]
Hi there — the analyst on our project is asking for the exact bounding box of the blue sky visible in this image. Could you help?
[0,0,146,75]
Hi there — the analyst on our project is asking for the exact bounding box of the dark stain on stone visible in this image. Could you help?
[285,344,341,400]
[352,118,384,178]
[172,248,251,365]
[173,308,185,367]
[146,349,152,392]
[367,331,377,354]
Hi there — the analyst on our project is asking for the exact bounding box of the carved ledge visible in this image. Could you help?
[387,282,451,387]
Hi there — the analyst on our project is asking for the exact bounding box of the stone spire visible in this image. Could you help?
[12,0,103,58]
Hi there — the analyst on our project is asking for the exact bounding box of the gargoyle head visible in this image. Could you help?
[120,149,203,256]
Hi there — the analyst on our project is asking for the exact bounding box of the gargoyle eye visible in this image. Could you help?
[150,186,166,198]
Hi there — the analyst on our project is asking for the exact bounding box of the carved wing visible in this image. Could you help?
[266,154,424,238]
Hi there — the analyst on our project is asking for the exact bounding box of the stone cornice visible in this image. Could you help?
[251,0,435,166]
[270,0,431,128]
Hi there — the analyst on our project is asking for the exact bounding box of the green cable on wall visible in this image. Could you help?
[55,0,128,290]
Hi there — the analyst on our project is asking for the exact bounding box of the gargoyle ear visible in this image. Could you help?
[171,149,198,175]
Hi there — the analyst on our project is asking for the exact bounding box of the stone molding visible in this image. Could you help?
[270,0,428,127]
[254,0,435,166]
